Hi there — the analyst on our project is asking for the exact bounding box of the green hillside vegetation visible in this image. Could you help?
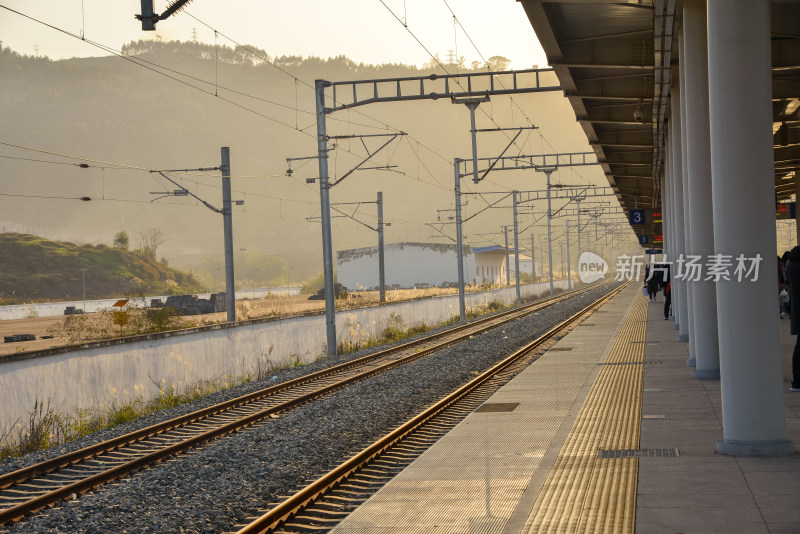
[0,42,596,262]
[0,233,205,304]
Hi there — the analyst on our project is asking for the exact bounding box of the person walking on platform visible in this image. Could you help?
[784,246,800,392]
[646,271,660,303]
[661,268,671,320]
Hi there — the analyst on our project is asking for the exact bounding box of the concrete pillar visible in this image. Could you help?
[796,174,800,244]
[670,86,689,335]
[684,0,720,379]
[661,138,671,292]
[670,50,692,344]
[667,126,679,323]
[663,136,677,322]
[678,28,695,355]
[707,0,794,456]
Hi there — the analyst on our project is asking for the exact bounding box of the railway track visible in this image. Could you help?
[0,281,610,526]
[233,282,629,534]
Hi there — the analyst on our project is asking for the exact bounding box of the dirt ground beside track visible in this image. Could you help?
[0,285,482,356]
[0,294,328,357]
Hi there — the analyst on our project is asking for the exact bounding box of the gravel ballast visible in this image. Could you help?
[2,283,622,533]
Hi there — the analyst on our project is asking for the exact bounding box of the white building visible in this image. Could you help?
[336,242,515,290]
[472,245,509,285]
[510,253,535,278]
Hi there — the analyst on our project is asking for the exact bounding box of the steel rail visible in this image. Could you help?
[0,281,607,525]
[0,282,597,491]
[235,282,629,533]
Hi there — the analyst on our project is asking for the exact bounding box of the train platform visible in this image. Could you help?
[329,284,800,534]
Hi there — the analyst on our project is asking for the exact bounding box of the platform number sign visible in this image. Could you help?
[629,209,646,225]
[639,235,648,244]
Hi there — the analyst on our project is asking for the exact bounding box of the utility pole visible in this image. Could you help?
[309,194,389,303]
[503,225,511,286]
[221,147,236,322]
[595,215,599,254]
[148,151,236,321]
[530,234,536,280]
[512,191,520,302]
[377,191,386,303]
[315,80,337,357]
[453,153,603,295]
[540,168,556,296]
[566,220,571,288]
[454,158,466,322]
[576,198,583,284]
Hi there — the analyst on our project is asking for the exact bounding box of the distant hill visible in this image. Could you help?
[0,41,602,263]
[0,233,205,304]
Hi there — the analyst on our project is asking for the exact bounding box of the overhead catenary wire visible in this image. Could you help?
[180,12,460,202]
[439,0,597,187]
[0,5,389,139]
[0,4,313,134]
[375,0,559,208]
[0,3,466,205]
[378,0,528,154]
[1,140,320,212]
[183,10,457,168]
[2,5,591,244]
[0,190,316,222]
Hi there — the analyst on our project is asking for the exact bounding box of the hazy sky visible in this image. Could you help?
[0,1,549,69]
[1,1,635,258]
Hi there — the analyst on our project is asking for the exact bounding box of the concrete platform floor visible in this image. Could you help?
[328,286,800,534]
[636,296,800,534]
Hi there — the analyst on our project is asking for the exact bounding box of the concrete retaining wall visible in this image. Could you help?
[0,280,571,431]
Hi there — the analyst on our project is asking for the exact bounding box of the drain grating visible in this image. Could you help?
[581,323,596,326]
[549,347,574,352]
[631,340,661,344]
[598,448,680,459]
[598,361,664,366]
[475,402,520,413]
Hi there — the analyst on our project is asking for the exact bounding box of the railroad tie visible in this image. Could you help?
[522,296,646,534]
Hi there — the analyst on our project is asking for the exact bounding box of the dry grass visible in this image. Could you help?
[47,303,196,344]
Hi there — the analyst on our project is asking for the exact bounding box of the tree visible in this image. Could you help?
[422,53,443,70]
[485,55,511,72]
[137,227,164,259]
[113,231,129,250]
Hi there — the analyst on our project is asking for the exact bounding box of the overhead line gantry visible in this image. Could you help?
[314,69,562,356]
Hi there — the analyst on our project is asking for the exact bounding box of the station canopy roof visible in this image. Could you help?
[520,0,800,242]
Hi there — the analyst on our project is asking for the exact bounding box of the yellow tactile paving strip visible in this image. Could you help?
[522,297,647,534]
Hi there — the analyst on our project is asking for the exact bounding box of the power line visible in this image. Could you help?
[378,1,529,153]
[0,140,148,170]
[0,4,323,137]
[0,154,100,167]
[0,140,289,180]
[2,4,495,227]
[183,10,458,171]
[438,0,596,187]
[376,0,567,208]
[0,140,323,211]
[1,4,461,197]
[0,190,317,223]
